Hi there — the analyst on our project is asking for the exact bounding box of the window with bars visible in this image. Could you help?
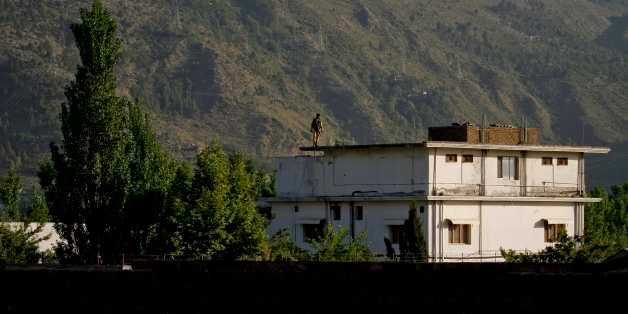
[497,156,519,180]
[542,157,553,165]
[462,155,474,163]
[448,223,471,244]
[545,223,566,242]
[557,158,568,166]
[446,154,457,162]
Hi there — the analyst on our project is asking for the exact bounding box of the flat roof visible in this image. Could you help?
[263,196,602,203]
[300,141,610,154]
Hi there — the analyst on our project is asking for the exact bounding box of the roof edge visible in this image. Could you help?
[298,141,610,154]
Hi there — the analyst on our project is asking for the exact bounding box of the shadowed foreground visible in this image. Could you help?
[1,261,625,313]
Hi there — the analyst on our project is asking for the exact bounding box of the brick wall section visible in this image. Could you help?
[428,126,540,145]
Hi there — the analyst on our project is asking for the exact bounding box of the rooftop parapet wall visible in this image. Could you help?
[428,126,540,145]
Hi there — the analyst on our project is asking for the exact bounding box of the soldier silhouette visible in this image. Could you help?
[310,113,323,147]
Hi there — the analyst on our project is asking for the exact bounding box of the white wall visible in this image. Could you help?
[429,148,482,196]
[268,201,427,254]
[269,200,577,262]
[427,201,577,261]
[483,150,522,196]
[525,152,580,196]
[428,149,582,197]
[275,148,429,198]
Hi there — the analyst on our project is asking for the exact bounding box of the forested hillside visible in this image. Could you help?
[2,0,628,186]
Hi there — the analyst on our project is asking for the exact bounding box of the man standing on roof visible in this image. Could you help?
[310,113,323,147]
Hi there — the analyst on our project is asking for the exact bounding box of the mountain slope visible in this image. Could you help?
[1,0,628,187]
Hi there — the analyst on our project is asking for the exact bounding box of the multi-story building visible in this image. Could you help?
[265,123,610,261]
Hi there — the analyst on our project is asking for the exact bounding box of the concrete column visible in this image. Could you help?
[480,150,486,196]
[478,201,483,256]
[574,203,585,237]
[520,151,527,197]
[430,201,437,262]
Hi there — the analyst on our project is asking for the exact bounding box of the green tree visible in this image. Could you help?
[0,224,43,264]
[223,152,267,259]
[38,1,132,262]
[146,162,192,255]
[0,168,22,221]
[39,1,179,262]
[181,143,267,259]
[268,229,309,261]
[27,186,49,223]
[124,100,176,255]
[399,203,427,262]
[310,224,371,262]
[584,185,628,262]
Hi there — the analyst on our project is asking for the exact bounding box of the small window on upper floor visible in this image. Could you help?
[330,205,341,220]
[446,154,457,162]
[557,158,568,166]
[462,155,474,163]
[542,157,553,165]
[497,156,519,180]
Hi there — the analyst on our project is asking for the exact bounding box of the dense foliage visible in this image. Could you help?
[38,1,268,263]
[583,184,628,262]
[0,168,49,223]
[309,224,371,262]
[268,229,309,261]
[179,144,268,259]
[0,169,51,264]
[267,224,372,262]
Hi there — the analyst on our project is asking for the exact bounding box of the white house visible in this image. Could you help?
[265,123,610,261]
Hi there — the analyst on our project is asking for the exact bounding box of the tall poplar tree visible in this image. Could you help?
[39,1,131,262]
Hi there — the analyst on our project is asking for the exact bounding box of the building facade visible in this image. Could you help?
[265,124,610,261]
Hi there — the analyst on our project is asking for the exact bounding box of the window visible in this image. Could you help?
[355,206,363,220]
[448,223,471,244]
[462,155,474,163]
[446,154,458,162]
[557,158,568,166]
[294,205,299,213]
[419,206,425,213]
[497,156,519,180]
[330,205,341,220]
[390,225,404,244]
[542,157,553,165]
[303,224,323,242]
[545,223,566,242]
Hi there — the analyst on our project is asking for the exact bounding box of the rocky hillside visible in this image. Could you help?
[1,0,628,187]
